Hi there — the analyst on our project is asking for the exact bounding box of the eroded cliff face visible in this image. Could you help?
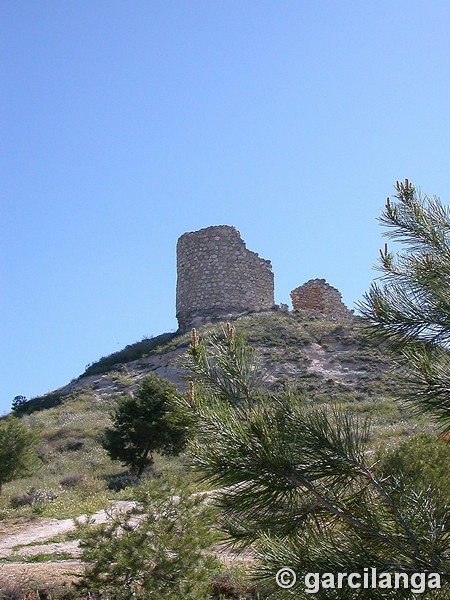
[176,225,274,331]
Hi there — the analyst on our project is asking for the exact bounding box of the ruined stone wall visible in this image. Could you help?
[176,226,274,331]
[290,279,353,319]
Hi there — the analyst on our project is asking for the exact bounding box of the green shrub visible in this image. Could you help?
[59,473,87,488]
[10,487,58,509]
[0,416,41,494]
[379,433,450,497]
[0,576,33,600]
[105,471,139,492]
[76,478,221,599]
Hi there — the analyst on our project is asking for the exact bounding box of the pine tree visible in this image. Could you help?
[359,179,450,433]
[102,373,187,476]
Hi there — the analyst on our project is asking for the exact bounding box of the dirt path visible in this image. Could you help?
[0,501,137,587]
[0,493,251,588]
[0,501,136,560]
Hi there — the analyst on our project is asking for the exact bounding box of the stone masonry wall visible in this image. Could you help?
[176,226,274,331]
[290,279,353,319]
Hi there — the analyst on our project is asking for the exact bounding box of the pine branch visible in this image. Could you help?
[359,180,450,432]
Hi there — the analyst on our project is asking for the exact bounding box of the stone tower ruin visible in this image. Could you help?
[176,225,274,331]
[290,279,353,319]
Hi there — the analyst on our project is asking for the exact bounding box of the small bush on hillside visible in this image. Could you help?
[0,417,41,495]
[38,485,109,519]
[378,433,450,497]
[63,437,85,452]
[0,576,32,600]
[105,471,139,492]
[59,473,87,488]
[10,487,58,509]
[0,578,78,600]
[76,478,221,599]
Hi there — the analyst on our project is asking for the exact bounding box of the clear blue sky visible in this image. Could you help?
[2,1,450,415]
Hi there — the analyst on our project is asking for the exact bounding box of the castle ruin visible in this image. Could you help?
[175,226,353,331]
[176,226,275,331]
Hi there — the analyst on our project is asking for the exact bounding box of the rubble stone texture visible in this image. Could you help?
[290,279,353,319]
[176,225,274,331]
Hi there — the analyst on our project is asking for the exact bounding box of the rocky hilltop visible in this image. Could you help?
[20,309,395,416]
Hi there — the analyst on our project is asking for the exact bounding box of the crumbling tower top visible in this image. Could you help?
[290,279,353,319]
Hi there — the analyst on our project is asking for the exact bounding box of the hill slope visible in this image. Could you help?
[3,310,431,519]
[0,309,437,594]
[11,311,426,485]
[20,310,395,406]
